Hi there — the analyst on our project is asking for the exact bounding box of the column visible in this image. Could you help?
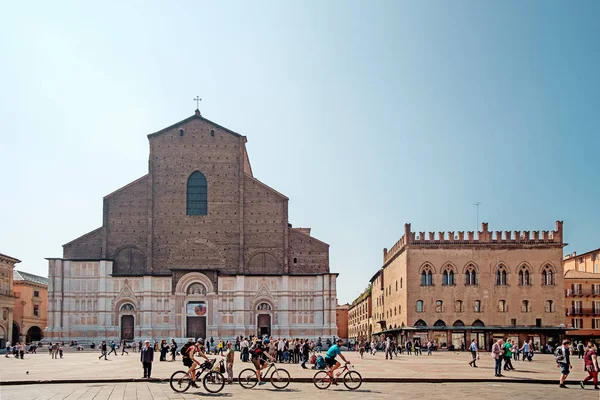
[233,275,245,334]
[279,276,289,337]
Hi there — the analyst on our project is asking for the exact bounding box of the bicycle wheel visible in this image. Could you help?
[169,370,191,393]
[270,368,291,389]
[312,370,331,389]
[343,370,362,390]
[238,368,258,389]
[203,371,226,393]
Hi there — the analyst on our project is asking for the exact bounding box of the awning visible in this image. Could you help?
[376,326,576,335]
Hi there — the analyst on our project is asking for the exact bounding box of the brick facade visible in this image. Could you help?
[47,111,337,343]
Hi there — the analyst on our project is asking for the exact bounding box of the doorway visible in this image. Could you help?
[26,326,43,343]
[257,314,271,337]
[12,322,20,344]
[121,315,134,341]
[186,317,207,340]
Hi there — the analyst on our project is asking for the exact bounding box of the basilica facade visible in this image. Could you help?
[46,110,338,343]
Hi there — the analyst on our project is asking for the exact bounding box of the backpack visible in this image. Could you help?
[315,355,326,370]
[554,346,565,363]
[181,343,194,359]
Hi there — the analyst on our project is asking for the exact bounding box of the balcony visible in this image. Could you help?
[565,307,600,316]
[0,288,16,298]
[565,289,600,297]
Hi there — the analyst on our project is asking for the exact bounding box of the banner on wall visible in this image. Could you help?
[186,302,208,317]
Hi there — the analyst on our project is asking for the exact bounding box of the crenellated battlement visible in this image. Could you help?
[383,221,564,264]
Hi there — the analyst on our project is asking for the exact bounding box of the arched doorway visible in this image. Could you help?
[26,326,43,343]
[121,315,134,341]
[12,322,20,344]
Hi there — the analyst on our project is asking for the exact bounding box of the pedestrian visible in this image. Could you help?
[141,340,154,379]
[121,339,129,355]
[170,339,177,361]
[59,344,64,359]
[19,343,24,359]
[512,340,519,361]
[138,341,142,353]
[414,340,421,355]
[427,340,433,356]
[520,340,531,362]
[226,342,234,384]
[406,340,412,355]
[492,339,504,377]
[578,341,585,359]
[241,337,249,362]
[301,339,310,369]
[580,342,599,390]
[160,339,168,361]
[503,339,514,371]
[51,342,58,359]
[468,339,479,367]
[107,341,117,356]
[99,341,108,360]
[385,337,392,360]
[555,339,572,388]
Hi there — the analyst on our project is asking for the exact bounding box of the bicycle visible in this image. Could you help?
[238,361,291,389]
[169,358,226,393]
[313,362,362,390]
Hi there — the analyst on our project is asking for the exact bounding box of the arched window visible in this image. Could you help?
[518,265,531,286]
[465,264,477,286]
[498,300,507,313]
[474,300,481,313]
[455,300,463,313]
[542,265,555,286]
[416,300,424,313]
[521,300,530,313]
[414,319,427,327]
[442,265,455,286]
[435,300,443,313]
[186,171,208,215]
[495,265,508,286]
[421,265,433,286]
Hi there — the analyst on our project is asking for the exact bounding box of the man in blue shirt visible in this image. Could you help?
[324,339,349,384]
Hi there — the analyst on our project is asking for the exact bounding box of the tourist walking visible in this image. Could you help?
[226,342,234,384]
[414,340,421,355]
[512,340,519,361]
[555,339,572,388]
[4,341,9,358]
[160,339,168,361]
[406,340,412,355]
[107,341,117,356]
[99,341,108,360]
[503,340,514,371]
[51,342,58,359]
[427,341,433,356]
[492,339,504,377]
[580,343,599,390]
[59,344,64,358]
[141,340,154,379]
[468,339,479,367]
[241,337,249,362]
[121,339,129,355]
[385,337,393,360]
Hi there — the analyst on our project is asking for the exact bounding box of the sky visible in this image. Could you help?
[1,1,599,304]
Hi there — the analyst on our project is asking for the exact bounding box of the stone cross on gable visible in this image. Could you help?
[194,96,202,109]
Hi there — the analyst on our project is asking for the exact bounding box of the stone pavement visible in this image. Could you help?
[2,382,600,400]
[0,350,589,384]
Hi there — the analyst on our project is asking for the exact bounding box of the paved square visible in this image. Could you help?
[0,349,586,382]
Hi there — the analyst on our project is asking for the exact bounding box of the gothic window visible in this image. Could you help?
[186,171,208,215]
[495,265,508,286]
[187,283,207,295]
[521,300,531,313]
[542,265,555,286]
[435,300,443,313]
[498,300,507,313]
[545,300,554,313]
[416,300,424,313]
[421,265,433,286]
[442,267,455,286]
[518,265,531,286]
[257,302,272,311]
[120,303,135,312]
[465,264,477,286]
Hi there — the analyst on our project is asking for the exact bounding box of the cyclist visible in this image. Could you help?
[250,338,275,386]
[183,339,210,388]
[324,339,349,385]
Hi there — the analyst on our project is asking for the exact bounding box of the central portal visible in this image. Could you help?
[186,301,208,339]
[257,314,271,337]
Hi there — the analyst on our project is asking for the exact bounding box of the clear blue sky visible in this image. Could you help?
[1,1,599,304]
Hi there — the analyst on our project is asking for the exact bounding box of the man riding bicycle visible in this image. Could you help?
[250,338,275,386]
[182,339,210,388]
[324,339,349,384]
